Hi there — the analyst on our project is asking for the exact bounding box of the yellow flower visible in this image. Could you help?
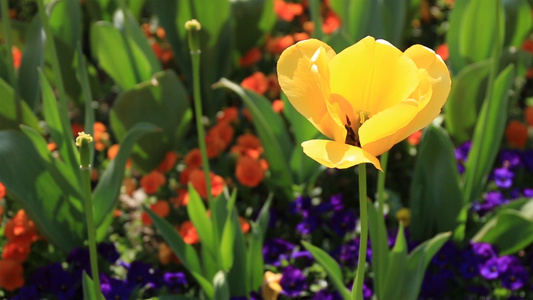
[277,36,451,170]
[261,271,283,300]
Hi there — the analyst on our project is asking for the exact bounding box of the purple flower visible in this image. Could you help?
[455,141,472,161]
[431,241,460,268]
[10,284,40,300]
[263,238,295,266]
[523,188,533,197]
[472,242,497,260]
[492,167,514,188]
[329,210,357,236]
[520,150,533,172]
[479,257,499,280]
[67,247,92,277]
[313,289,343,300]
[163,272,187,293]
[501,264,529,290]
[474,191,508,215]
[497,255,521,274]
[126,261,161,289]
[459,251,480,279]
[499,150,523,169]
[97,242,120,263]
[291,250,314,266]
[100,274,132,300]
[328,194,345,211]
[297,215,319,235]
[291,196,313,216]
[280,266,308,297]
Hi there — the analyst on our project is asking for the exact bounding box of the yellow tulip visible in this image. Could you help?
[277,36,451,170]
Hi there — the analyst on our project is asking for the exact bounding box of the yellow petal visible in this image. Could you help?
[277,39,340,139]
[302,139,382,170]
[359,99,420,156]
[329,37,420,115]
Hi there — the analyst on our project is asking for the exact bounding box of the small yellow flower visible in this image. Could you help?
[277,36,451,170]
[261,271,283,300]
[75,131,93,147]
[396,207,411,227]
[184,19,201,31]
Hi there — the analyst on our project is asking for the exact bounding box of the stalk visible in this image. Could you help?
[353,164,368,300]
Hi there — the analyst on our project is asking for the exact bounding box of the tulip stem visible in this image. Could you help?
[376,151,389,216]
[353,164,368,300]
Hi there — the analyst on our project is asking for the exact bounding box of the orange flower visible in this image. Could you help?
[158,242,179,265]
[0,182,5,198]
[435,44,449,62]
[266,35,295,54]
[407,130,423,146]
[188,169,225,199]
[241,71,269,95]
[4,210,36,248]
[322,11,341,34]
[525,106,533,128]
[142,200,171,225]
[47,142,57,152]
[505,120,529,148]
[185,149,203,169]
[239,217,250,233]
[274,0,303,21]
[12,46,21,69]
[267,74,281,97]
[0,205,3,224]
[272,99,284,113]
[2,242,30,263]
[156,27,166,39]
[239,48,263,67]
[107,144,120,160]
[242,108,253,122]
[157,151,179,173]
[140,171,167,194]
[0,260,24,291]
[217,107,239,124]
[170,188,189,206]
[123,178,137,196]
[206,122,234,158]
[231,133,264,159]
[236,156,265,187]
[71,123,84,137]
[178,221,200,244]
[293,32,310,42]
[93,122,109,151]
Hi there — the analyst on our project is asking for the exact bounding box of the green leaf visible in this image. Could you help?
[367,203,390,299]
[48,0,81,47]
[459,0,505,63]
[0,78,40,132]
[0,130,85,252]
[109,70,190,172]
[247,224,265,292]
[444,60,491,143]
[503,0,533,48]
[231,0,275,55]
[213,271,230,300]
[409,125,463,241]
[90,21,140,90]
[226,209,248,297]
[472,209,533,255]
[18,15,44,111]
[401,232,451,300]
[446,0,471,73]
[144,207,214,297]
[39,70,80,184]
[256,194,272,240]
[148,297,200,300]
[463,65,515,203]
[214,78,293,196]
[301,241,351,300]
[382,224,408,300]
[187,183,215,258]
[219,205,236,272]
[82,272,105,300]
[93,123,157,232]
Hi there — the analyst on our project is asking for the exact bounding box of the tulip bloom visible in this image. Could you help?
[277,36,451,170]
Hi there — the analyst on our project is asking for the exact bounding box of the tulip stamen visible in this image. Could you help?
[344,115,360,147]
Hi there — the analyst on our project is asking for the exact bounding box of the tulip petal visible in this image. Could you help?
[359,99,420,156]
[302,139,382,170]
[403,45,452,131]
[277,39,341,140]
[329,36,420,115]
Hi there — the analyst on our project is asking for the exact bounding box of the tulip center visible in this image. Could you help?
[344,115,360,147]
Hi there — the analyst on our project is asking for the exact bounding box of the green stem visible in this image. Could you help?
[79,138,102,297]
[376,151,389,216]
[115,0,141,83]
[76,43,95,166]
[1,0,22,122]
[309,0,323,40]
[353,164,368,300]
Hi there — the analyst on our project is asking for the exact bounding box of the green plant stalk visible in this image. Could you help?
[463,1,501,204]
[79,138,102,297]
[376,151,389,216]
[187,21,221,263]
[1,0,22,123]
[353,164,368,300]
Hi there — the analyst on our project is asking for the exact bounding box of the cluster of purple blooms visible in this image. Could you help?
[455,141,533,215]
[10,242,187,300]
[421,241,531,299]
